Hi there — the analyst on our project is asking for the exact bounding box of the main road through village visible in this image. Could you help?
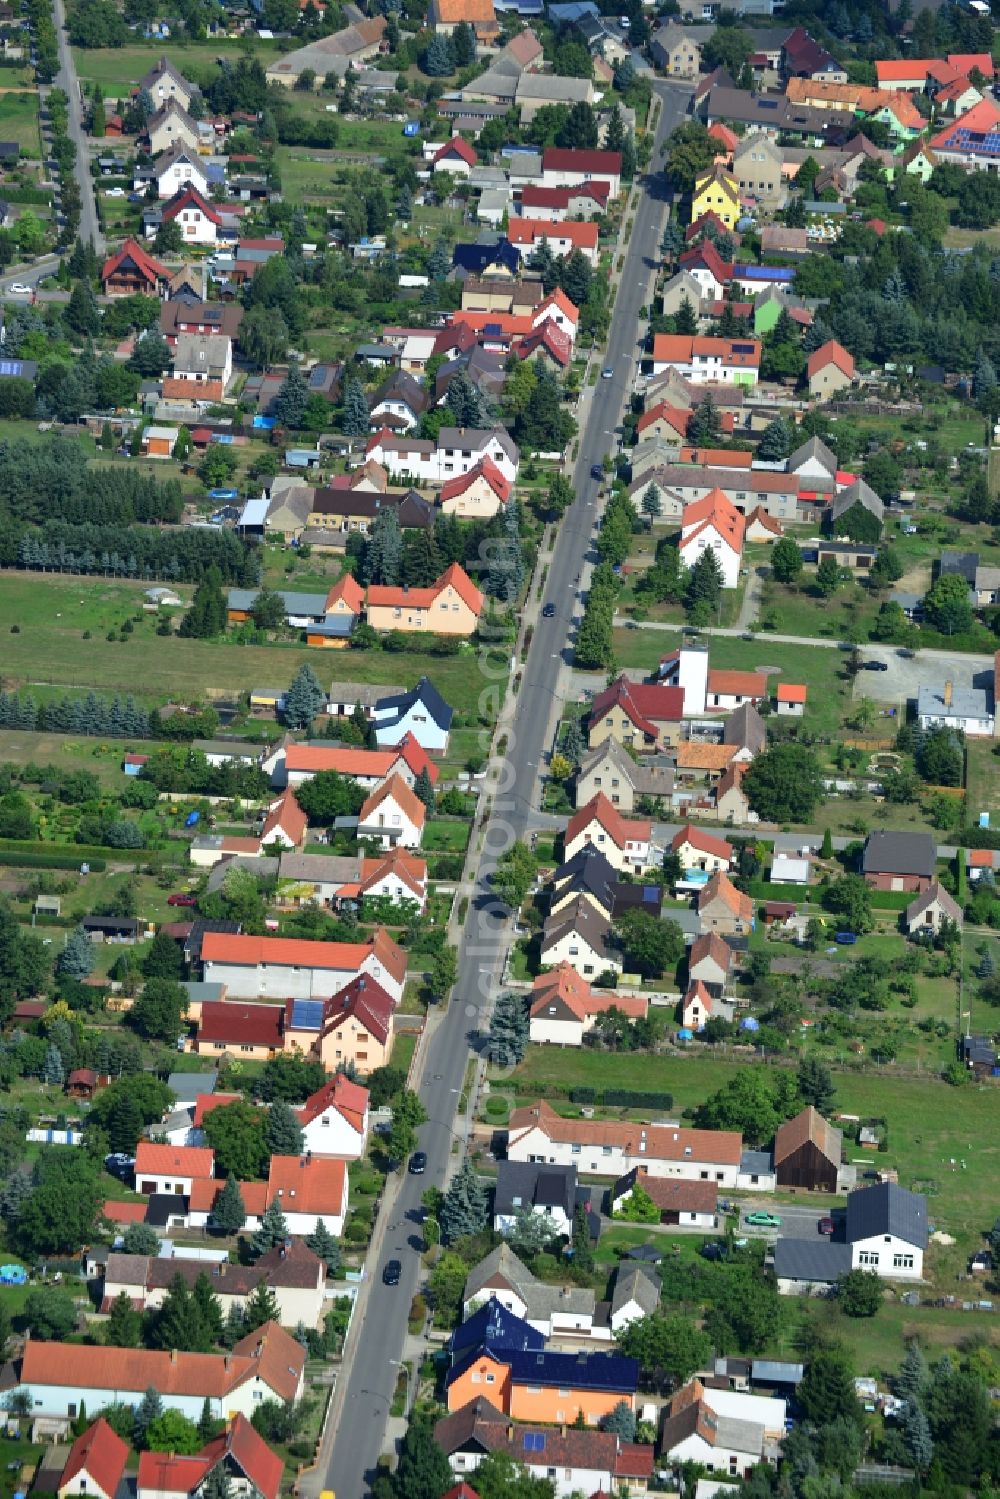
[315,79,693,1499]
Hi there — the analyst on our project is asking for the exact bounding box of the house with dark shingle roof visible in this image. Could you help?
[862,831,936,893]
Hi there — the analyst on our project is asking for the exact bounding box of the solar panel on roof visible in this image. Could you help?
[0,360,22,376]
[523,1433,544,1452]
[732,343,756,353]
[291,998,324,1030]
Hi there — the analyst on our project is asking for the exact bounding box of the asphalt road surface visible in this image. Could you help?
[318,80,693,1499]
[50,0,104,253]
[741,1203,831,1240]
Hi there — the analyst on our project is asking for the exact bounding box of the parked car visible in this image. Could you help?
[591,463,603,480]
[745,1211,782,1228]
[7,283,31,296]
[105,187,125,198]
[167,892,197,906]
[818,1216,835,1235]
[864,660,889,671]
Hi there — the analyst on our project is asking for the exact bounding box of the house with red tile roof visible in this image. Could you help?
[541,146,623,199]
[158,185,224,244]
[366,562,484,637]
[671,824,733,873]
[688,931,734,989]
[58,1418,129,1499]
[349,846,428,909]
[930,96,1000,170]
[432,136,478,175]
[807,339,855,400]
[651,334,760,386]
[439,458,511,519]
[776,682,807,715]
[697,870,754,935]
[194,1001,286,1059]
[134,1142,214,1196]
[564,794,654,874]
[679,238,733,302]
[101,238,170,298]
[528,964,648,1045]
[507,216,599,266]
[435,1401,653,1493]
[680,489,745,588]
[507,1097,743,1182]
[295,1073,369,1155]
[137,1416,284,1499]
[18,1322,305,1421]
[519,182,609,219]
[259,788,307,851]
[512,321,573,369]
[282,739,431,791]
[200,928,406,1002]
[745,505,784,543]
[267,1154,348,1234]
[637,402,736,443]
[680,978,722,1031]
[283,972,396,1073]
[588,674,685,752]
[357,772,426,850]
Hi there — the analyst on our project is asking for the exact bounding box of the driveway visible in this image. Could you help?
[740,1202,829,1240]
[851,644,990,706]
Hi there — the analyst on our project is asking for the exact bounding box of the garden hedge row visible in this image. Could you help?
[570,1087,673,1109]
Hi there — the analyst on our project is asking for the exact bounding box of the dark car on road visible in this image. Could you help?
[542,603,556,618]
[591,464,603,480]
[383,1259,402,1285]
[864,660,889,671]
[408,1151,427,1174]
[819,1216,835,1235]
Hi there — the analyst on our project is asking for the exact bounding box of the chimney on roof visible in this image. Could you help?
[944,680,953,707]
[224,1354,232,1370]
[170,1349,178,1363]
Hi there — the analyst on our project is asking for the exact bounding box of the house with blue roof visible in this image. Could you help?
[731,264,796,297]
[452,1299,545,1363]
[452,237,520,279]
[372,677,454,753]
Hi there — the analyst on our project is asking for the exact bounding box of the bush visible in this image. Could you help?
[408,1294,426,1333]
[570,1087,597,1105]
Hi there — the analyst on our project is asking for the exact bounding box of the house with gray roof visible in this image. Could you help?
[462,1242,602,1339]
[515,72,595,122]
[830,478,884,535]
[862,830,936,893]
[845,1181,927,1278]
[494,1160,579,1237]
[787,434,837,481]
[904,879,962,936]
[577,737,675,813]
[917,681,995,738]
[610,1263,661,1331]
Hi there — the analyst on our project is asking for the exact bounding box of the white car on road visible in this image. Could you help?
[7,283,31,296]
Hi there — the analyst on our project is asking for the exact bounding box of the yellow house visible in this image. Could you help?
[691,167,741,230]
[365,562,484,636]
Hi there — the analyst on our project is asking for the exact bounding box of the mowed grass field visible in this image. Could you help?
[0,572,504,712]
[0,92,41,156]
[69,39,286,92]
[501,1049,1000,1242]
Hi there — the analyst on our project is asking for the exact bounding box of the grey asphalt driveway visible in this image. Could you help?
[851,644,990,706]
[740,1203,829,1240]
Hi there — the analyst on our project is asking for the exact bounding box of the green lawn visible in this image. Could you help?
[965,739,1000,822]
[0,92,41,156]
[0,573,503,709]
[391,1029,417,1079]
[423,819,471,853]
[0,729,161,783]
[70,38,286,92]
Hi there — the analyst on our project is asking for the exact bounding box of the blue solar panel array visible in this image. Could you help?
[0,360,24,377]
[523,1433,545,1453]
[291,998,324,1030]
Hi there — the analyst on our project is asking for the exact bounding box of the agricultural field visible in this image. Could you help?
[69,38,287,93]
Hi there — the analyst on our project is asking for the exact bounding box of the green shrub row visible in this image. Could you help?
[570,1087,673,1109]
[0,848,106,871]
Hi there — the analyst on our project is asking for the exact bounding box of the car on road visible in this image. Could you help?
[382,1259,402,1285]
[897,648,916,658]
[601,366,614,379]
[408,1151,427,1174]
[745,1211,782,1228]
[590,464,603,479]
[818,1216,835,1235]
[8,283,31,296]
[542,603,556,618]
[863,660,889,671]
[167,892,197,906]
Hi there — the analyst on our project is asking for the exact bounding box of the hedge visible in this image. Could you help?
[960,827,1000,850]
[3,186,54,204]
[570,1087,673,1110]
[0,848,106,871]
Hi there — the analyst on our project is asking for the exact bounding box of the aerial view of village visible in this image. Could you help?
[5,0,1000,1492]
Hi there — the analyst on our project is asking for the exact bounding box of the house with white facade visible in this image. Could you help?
[846,1181,927,1279]
[651,333,760,386]
[365,426,519,485]
[494,1160,579,1237]
[15,1322,305,1423]
[57,1419,128,1499]
[356,774,426,850]
[540,896,622,980]
[295,1073,369,1157]
[154,145,209,200]
[564,793,654,874]
[679,489,745,589]
[672,824,732,874]
[199,929,406,1002]
[528,965,648,1045]
[134,1142,214,1197]
[100,1240,327,1330]
[659,1381,784,1477]
[372,677,454,753]
[506,1099,743,1184]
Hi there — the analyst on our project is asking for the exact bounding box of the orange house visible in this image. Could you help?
[366,562,483,637]
[446,1349,637,1425]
